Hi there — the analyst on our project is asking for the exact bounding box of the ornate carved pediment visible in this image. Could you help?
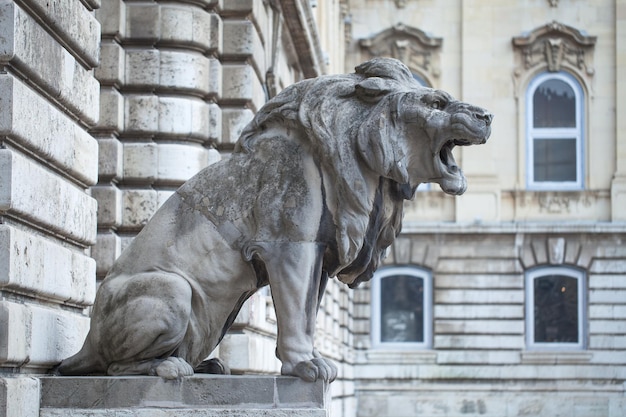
[512,21,596,76]
[360,23,442,84]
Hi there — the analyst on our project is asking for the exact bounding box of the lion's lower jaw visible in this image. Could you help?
[439,177,467,195]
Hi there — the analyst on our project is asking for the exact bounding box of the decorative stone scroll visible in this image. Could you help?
[360,23,442,85]
[512,21,597,76]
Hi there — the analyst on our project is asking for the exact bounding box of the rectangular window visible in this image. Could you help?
[371,266,432,349]
[526,267,586,350]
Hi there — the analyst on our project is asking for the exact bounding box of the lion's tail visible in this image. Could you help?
[51,338,104,376]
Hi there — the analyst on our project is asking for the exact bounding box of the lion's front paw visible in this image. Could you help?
[284,357,337,382]
[154,357,194,379]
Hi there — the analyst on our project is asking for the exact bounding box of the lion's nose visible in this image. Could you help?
[475,111,493,126]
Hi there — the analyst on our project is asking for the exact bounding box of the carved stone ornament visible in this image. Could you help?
[54,58,491,383]
[360,23,443,83]
[512,21,596,76]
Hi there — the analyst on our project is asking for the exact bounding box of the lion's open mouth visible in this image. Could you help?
[438,139,473,174]
[434,138,478,195]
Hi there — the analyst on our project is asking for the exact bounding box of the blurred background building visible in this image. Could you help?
[0,1,624,416]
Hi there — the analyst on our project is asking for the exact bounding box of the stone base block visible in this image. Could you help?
[39,375,330,417]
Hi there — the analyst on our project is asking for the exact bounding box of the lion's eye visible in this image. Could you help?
[431,99,445,110]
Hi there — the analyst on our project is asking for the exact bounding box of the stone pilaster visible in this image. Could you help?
[611,0,626,221]
[91,0,223,279]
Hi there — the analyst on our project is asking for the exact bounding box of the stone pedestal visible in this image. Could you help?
[38,375,330,417]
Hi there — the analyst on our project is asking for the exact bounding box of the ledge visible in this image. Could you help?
[39,375,329,416]
[401,221,626,235]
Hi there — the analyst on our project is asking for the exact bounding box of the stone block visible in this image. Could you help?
[208,102,223,143]
[123,142,157,182]
[0,74,98,186]
[121,189,158,229]
[222,63,266,111]
[125,49,160,86]
[92,185,122,227]
[433,335,524,349]
[125,94,159,133]
[0,376,40,417]
[0,300,89,368]
[220,107,254,145]
[156,144,208,185]
[590,289,626,304]
[96,87,124,132]
[0,224,96,307]
[39,375,329,416]
[435,320,524,335]
[95,42,125,85]
[220,333,281,375]
[208,57,223,99]
[125,3,160,40]
[435,258,523,274]
[158,96,210,139]
[95,0,125,37]
[220,0,254,15]
[0,149,97,246]
[160,6,221,54]
[223,20,265,71]
[19,0,101,67]
[434,289,524,304]
[434,304,524,319]
[157,190,175,209]
[91,232,122,277]
[159,50,211,94]
[97,137,123,181]
[0,2,99,124]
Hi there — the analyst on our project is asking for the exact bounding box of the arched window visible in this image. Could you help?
[371,266,432,349]
[526,72,584,190]
[525,266,586,350]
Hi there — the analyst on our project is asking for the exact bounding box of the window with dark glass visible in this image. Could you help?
[533,274,579,343]
[526,73,583,189]
[526,267,585,349]
[380,274,424,342]
[372,266,432,348]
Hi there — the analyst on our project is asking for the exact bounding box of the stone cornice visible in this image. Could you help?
[280,0,325,78]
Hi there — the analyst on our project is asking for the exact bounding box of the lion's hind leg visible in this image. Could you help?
[99,272,195,379]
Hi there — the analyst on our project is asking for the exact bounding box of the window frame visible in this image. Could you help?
[371,265,433,350]
[525,266,587,351]
[526,71,585,190]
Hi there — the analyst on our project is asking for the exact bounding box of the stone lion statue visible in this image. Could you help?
[56,58,492,382]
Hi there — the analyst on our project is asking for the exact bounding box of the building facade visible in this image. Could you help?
[0,1,624,416]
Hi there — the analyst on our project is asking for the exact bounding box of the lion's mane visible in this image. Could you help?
[235,59,420,285]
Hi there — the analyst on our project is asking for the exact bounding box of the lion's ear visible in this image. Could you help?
[357,110,409,184]
[355,77,390,102]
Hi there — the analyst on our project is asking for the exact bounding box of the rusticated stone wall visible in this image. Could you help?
[352,227,626,417]
[0,0,100,414]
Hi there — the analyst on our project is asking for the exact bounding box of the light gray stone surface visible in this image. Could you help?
[0,225,96,306]
[39,376,329,417]
[0,74,99,185]
[0,149,98,245]
[0,2,100,124]
[0,376,40,417]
